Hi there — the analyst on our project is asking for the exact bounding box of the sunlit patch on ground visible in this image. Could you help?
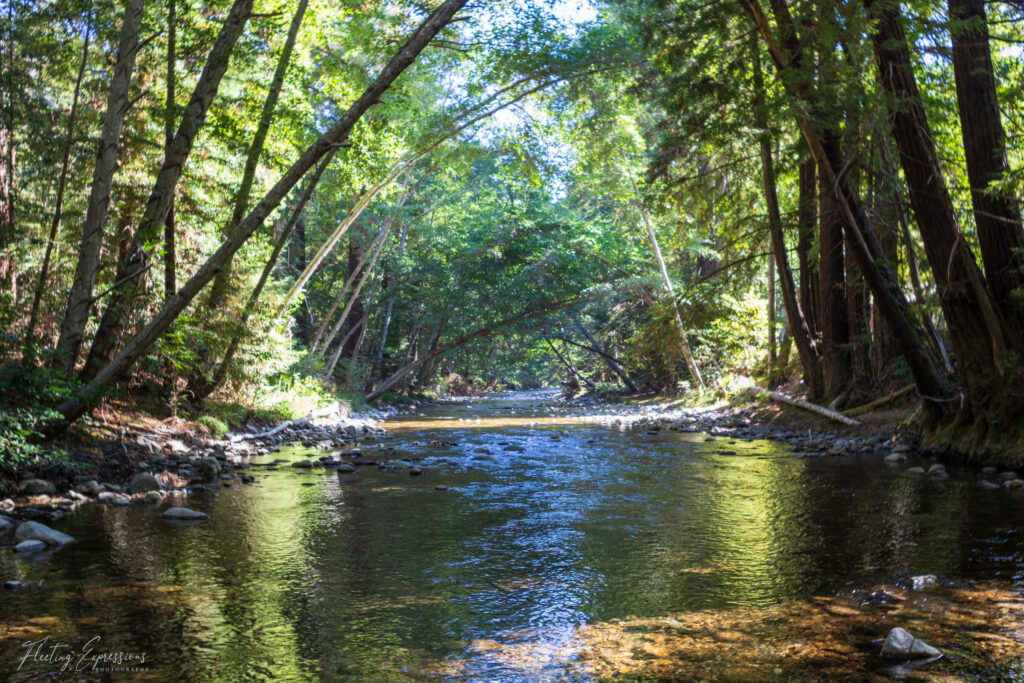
[410,582,1024,681]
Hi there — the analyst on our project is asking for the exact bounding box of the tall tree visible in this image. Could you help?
[52,0,145,375]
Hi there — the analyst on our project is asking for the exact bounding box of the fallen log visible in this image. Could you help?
[745,387,861,426]
[232,403,341,441]
[842,384,916,418]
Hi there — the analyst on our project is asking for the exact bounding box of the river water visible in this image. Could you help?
[2,391,1023,680]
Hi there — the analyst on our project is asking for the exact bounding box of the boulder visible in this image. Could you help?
[15,520,74,546]
[15,539,47,554]
[19,479,55,496]
[163,507,210,521]
[881,627,941,659]
[127,472,162,494]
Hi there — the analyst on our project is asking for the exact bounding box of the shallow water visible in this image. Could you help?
[2,390,1023,680]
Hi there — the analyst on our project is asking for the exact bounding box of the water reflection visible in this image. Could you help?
[2,392,1023,680]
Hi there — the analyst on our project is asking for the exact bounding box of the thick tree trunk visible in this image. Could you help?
[55,0,470,427]
[949,0,1024,335]
[817,163,849,400]
[866,0,1010,423]
[163,0,176,298]
[207,0,309,310]
[52,0,145,375]
[25,20,91,349]
[81,0,255,382]
[796,156,818,339]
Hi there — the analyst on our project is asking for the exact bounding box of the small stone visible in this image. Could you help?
[291,460,314,469]
[881,627,939,658]
[15,520,74,546]
[911,574,937,590]
[15,539,47,554]
[435,485,449,491]
[19,479,55,496]
[884,452,907,463]
[979,480,1001,491]
[905,467,926,475]
[162,507,210,521]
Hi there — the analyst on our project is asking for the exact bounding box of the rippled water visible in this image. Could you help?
[2,391,1023,680]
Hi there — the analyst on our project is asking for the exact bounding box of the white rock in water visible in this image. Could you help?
[15,520,74,545]
[881,627,941,658]
[15,539,47,553]
[163,507,210,521]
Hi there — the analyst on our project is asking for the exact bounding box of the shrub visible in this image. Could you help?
[196,415,229,437]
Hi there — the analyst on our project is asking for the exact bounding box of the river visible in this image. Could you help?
[2,390,1023,680]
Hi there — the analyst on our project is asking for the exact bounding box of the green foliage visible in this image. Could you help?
[196,415,229,437]
[0,408,66,470]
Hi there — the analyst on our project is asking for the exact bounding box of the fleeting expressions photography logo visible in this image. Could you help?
[18,636,148,674]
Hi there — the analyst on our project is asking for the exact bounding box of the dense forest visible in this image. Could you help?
[1,0,1022,464]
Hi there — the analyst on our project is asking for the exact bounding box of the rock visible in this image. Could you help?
[15,539,47,554]
[19,478,55,496]
[435,485,449,491]
[291,460,314,468]
[156,470,188,489]
[979,480,1001,491]
[5,580,39,590]
[884,452,907,463]
[881,627,941,659]
[144,491,163,503]
[163,507,210,521]
[137,434,161,452]
[127,472,162,494]
[165,439,189,454]
[1005,478,1024,489]
[981,466,998,476]
[15,520,74,545]
[999,471,1020,481]
[905,466,926,476]
[911,574,937,590]
[336,463,357,474]
[1,498,15,511]
[200,456,221,480]
[77,480,104,497]
[240,475,255,484]
[409,468,423,476]
[103,483,123,493]
[927,464,948,478]
[0,517,12,533]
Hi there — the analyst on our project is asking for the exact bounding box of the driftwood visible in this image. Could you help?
[233,403,341,441]
[843,384,916,417]
[745,387,861,426]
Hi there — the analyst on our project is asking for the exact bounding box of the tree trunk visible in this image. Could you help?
[25,19,91,350]
[818,156,851,400]
[55,0,470,427]
[53,0,145,375]
[573,317,639,393]
[866,0,1010,422]
[163,0,176,298]
[207,0,309,310]
[81,0,255,382]
[796,156,818,339]
[949,0,1024,334]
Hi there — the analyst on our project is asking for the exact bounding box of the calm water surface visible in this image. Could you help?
[2,391,1023,680]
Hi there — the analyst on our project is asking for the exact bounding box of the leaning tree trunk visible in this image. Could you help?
[949,0,1024,337]
[206,0,310,310]
[866,0,1011,431]
[163,0,177,298]
[796,156,818,339]
[25,19,91,350]
[54,0,470,428]
[81,0,255,382]
[53,0,145,375]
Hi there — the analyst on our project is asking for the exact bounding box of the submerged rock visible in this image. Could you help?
[163,507,210,521]
[200,456,221,480]
[15,520,74,546]
[15,539,47,554]
[881,627,941,659]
